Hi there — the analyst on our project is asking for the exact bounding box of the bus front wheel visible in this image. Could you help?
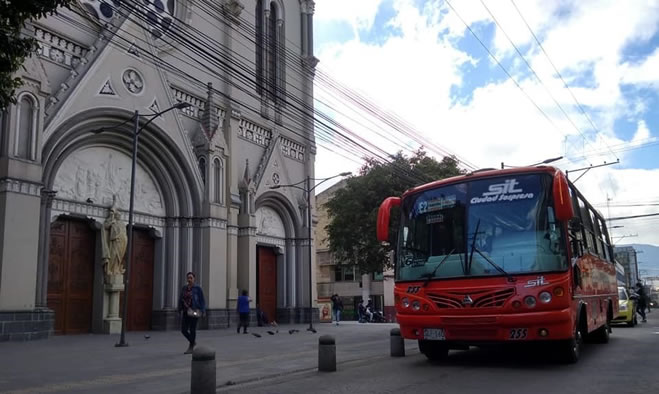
[418,340,449,361]
[562,324,583,364]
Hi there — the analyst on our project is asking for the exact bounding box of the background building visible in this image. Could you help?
[315,180,395,322]
[0,0,319,341]
[614,246,640,288]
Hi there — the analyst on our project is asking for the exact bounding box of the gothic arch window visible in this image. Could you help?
[213,158,224,204]
[198,157,206,184]
[15,93,38,160]
[256,1,285,104]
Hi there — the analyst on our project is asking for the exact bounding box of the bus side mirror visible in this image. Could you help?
[553,171,574,221]
[377,197,400,242]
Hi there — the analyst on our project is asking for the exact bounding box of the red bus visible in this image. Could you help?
[377,166,617,363]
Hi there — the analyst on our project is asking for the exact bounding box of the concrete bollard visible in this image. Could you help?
[390,328,405,357]
[318,335,336,372]
[191,346,216,394]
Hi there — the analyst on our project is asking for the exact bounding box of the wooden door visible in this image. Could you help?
[119,228,155,331]
[258,247,277,324]
[47,219,95,335]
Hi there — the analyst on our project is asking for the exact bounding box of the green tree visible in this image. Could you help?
[0,0,74,110]
[325,150,464,274]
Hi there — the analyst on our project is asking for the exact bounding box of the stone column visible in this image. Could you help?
[35,189,57,308]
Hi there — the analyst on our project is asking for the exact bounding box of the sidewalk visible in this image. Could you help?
[0,321,412,394]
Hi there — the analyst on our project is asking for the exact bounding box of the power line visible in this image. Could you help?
[444,0,575,153]
[187,0,480,170]
[479,0,609,163]
[509,0,619,162]
[64,2,436,186]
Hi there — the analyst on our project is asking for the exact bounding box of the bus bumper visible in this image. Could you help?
[398,308,573,343]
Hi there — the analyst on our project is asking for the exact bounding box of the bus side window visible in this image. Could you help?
[597,217,612,262]
[567,187,584,257]
[579,198,597,255]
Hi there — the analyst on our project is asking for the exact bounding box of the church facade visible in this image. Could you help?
[0,0,319,340]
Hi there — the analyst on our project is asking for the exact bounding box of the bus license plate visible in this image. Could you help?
[423,328,446,340]
[509,328,528,340]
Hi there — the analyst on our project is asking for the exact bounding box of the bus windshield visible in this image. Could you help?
[397,173,568,281]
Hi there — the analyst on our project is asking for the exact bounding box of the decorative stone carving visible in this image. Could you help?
[256,206,285,238]
[99,79,116,95]
[149,99,160,114]
[122,69,144,94]
[225,0,245,19]
[52,147,165,216]
[142,0,177,38]
[34,27,87,69]
[101,198,128,276]
[127,42,141,58]
[237,118,272,147]
[82,0,119,23]
[281,137,305,161]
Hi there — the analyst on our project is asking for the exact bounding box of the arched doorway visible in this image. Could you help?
[47,218,95,335]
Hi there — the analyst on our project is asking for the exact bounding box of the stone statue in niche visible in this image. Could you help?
[101,198,128,276]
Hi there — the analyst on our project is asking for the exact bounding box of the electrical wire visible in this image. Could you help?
[61,3,435,186]
[509,0,620,162]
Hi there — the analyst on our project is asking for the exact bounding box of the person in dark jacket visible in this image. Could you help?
[330,294,343,326]
[237,290,251,334]
[636,282,648,322]
[178,272,206,354]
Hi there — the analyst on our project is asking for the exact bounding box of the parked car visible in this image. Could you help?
[612,286,637,327]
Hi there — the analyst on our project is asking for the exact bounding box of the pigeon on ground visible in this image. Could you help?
[309,328,317,334]
[288,329,296,335]
[252,333,262,338]
[267,331,275,335]
[144,335,150,340]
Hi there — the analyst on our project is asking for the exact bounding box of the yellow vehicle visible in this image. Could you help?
[612,286,637,327]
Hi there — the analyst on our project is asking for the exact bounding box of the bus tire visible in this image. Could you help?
[562,322,583,364]
[418,340,449,361]
[590,322,610,344]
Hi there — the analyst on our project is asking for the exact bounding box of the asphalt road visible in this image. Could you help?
[224,314,659,394]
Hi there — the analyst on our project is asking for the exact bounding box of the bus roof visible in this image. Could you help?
[402,166,560,199]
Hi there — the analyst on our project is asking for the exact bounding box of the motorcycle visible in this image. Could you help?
[370,309,386,323]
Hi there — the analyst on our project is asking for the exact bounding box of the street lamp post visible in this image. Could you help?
[93,102,191,347]
[271,172,351,331]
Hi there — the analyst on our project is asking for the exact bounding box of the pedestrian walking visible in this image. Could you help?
[178,271,206,354]
[635,282,647,323]
[237,290,251,334]
[330,294,343,326]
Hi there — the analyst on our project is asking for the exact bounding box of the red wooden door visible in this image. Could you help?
[258,247,277,324]
[119,228,154,331]
[47,219,95,335]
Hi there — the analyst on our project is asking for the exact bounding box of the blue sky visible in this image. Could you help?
[313,0,659,246]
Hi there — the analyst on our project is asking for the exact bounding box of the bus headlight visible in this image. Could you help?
[401,297,410,308]
[412,300,421,311]
[539,291,552,304]
[524,296,537,308]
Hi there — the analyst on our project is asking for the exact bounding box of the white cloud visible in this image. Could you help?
[313,0,659,245]
[315,0,385,35]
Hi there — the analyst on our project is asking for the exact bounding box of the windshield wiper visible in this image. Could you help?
[421,248,455,287]
[472,246,517,283]
[467,219,481,275]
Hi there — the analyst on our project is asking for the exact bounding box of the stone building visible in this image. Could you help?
[0,0,319,341]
